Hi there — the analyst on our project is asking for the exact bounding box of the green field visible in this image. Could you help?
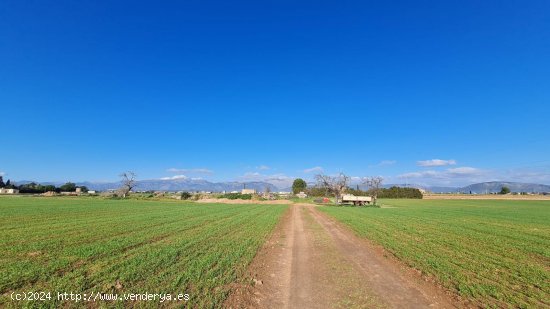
[319,199,550,308]
[0,197,287,308]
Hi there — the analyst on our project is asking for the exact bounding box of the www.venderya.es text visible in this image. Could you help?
[10,291,190,303]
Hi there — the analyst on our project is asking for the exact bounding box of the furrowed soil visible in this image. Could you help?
[226,204,460,308]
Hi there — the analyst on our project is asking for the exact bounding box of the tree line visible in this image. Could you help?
[292,173,423,204]
[346,186,423,199]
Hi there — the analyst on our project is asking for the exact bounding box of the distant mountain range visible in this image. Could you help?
[16,178,278,193]
[352,182,550,194]
[13,179,550,194]
[458,182,550,194]
[379,182,550,194]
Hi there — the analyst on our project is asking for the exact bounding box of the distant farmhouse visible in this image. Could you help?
[241,188,256,195]
[0,188,19,194]
[278,191,291,198]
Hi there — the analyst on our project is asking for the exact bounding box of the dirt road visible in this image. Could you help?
[227,204,460,308]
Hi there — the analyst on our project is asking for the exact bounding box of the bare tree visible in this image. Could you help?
[363,176,383,204]
[119,171,137,198]
[315,173,350,204]
[263,185,272,198]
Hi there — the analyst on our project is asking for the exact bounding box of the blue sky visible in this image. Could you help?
[1,0,549,187]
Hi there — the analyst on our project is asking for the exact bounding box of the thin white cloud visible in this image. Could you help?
[167,168,213,174]
[241,172,261,179]
[160,175,188,180]
[303,166,323,173]
[398,170,440,179]
[447,167,480,175]
[396,165,550,186]
[399,167,481,179]
[349,176,369,184]
[265,174,293,182]
[0,172,5,176]
[397,166,484,186]
[370,160,396,167]
[257,165,271,170]
[417,159,457,167]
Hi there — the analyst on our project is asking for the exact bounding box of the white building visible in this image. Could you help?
[278,191,291,198]
[0,188,19,194]
[241,189,256,195]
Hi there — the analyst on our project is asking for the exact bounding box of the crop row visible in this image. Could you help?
[0,197,287,308]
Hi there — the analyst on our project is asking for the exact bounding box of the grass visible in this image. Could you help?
[319,199,550,308]
[0,196,287,308]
